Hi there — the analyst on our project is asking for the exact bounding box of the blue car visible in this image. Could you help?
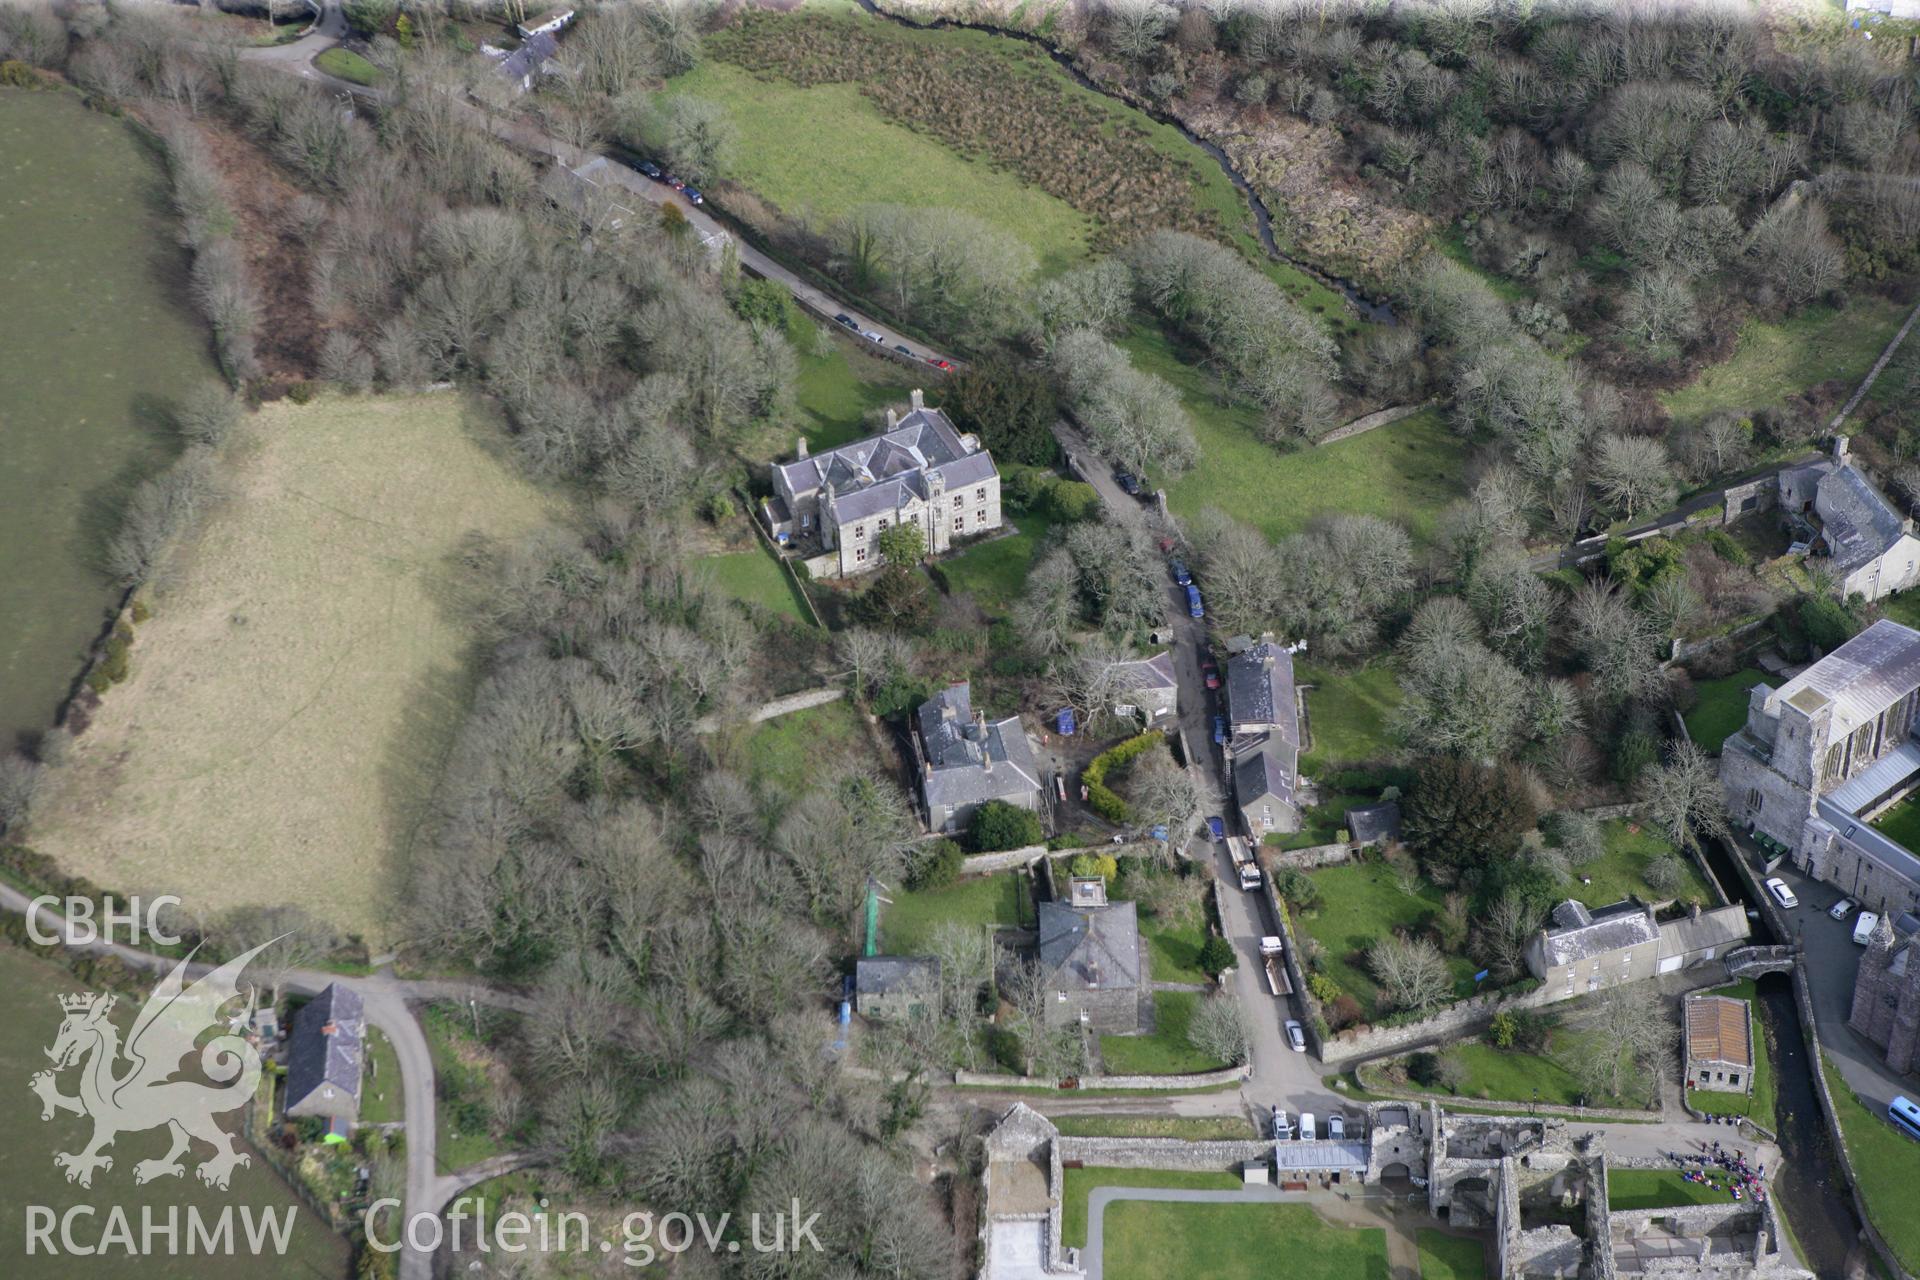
[1212,715,1227,745]
[683,187,704,205]
[1114,470,1143,496]
[637,160,662,179]
[1185,584,1204,619]
[1170,558,1191,586]
[1207,816,1226,841]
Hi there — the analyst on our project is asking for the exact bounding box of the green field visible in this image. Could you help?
[794,334,921,453]
[880,871,1032,953]
[1417,1231,1490,1280]
[1299,662,1405,773]
[1685,668,1770,754]
[1291,863,1480,1019]
[1573,820,1713,908]
[0,88,217,745]
[940,510,1059,617]
[1059,1167,1240,1249]
[738,697,867,796]
[1660,296,1910,427]
[1139,907,1210,984]
[1418,1033,1648,1110]
[1688,981,1776,1122]
[1823,1054,1920,1275]
[1126,325,1469,544]
[1102,1201,1391,1280]
[1608,1168,1743,1211]
[0,943,351,1275]
[666,59,1091,272]
[698,547,810,623]
[1098,991,1232,1076]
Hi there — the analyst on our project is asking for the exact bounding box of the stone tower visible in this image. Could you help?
[1850,914,1920,1075]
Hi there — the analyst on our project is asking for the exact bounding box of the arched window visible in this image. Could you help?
[1825,745,1846,784]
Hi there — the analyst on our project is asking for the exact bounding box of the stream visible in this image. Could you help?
[1698,839,1862,1278]
[846,0,1398,325]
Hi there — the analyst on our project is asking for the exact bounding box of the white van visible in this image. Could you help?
[1299,1112,1317,1142]
[1854,911,1881,945]
[1272,1108,1293,1141]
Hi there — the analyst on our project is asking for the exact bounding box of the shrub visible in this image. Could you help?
[1307,972,1341,1004]
[1407,1051,1441,1086]
[1069,852,1118,883]
[1488,1009,1517,1050]
[906,838,964,891]
[98,630,132,685]
[0,60,41,89]
[970,800,1043,853]
[1081,732,1161,825]
[287,380,319,405]
[1328,994,1364,1030]
[1198,935,1236,978]
[1643,851,1685,896]
[1046,480,1101,523]
[1706,529,1750,566]
[1271,865,1320,911]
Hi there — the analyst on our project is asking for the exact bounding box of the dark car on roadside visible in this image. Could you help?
[1207,816,1226,841]
[1114,470,1143,496]
[637,160,662,179]
[1169,559,1191,586]
[834,313,858,329]
[894,344,913,357]
[667,175,686,190]
[683,186,704,205]
[1212,715,1227,745]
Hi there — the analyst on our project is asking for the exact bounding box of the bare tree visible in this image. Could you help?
[1638,741,1728,854]
[1590,433,1676,523]
[1368,934,1452,1013]
[1188,993,1249,1066]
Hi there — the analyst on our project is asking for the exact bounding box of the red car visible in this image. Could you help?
[1202,658,1220,690]
[924,357,953,371]
[666,175,686,190]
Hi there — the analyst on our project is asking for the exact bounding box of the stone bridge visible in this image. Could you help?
[1724,945,1796,978]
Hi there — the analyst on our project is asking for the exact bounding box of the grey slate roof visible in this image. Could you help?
[499,29,558,83]
[1113,650,1178,693]
[1226,638,1298,741]
[916,683,1041,814]
[1767,619,1920,736]
[1539,899,1659,967]
[286,984,363,1110]
[1037,899,1140,991]
[1346,800,1402,847]
[1818,462,1909,574]
[1233,743,1296,809]
[773,406,993,528]
[856,955,939,996]
[1657,906,1750,957]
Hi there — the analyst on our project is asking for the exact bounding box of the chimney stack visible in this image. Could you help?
[886,408,898,430]
[910,388,924,410]
[797,437,808,460]
[1835,434,1851,462]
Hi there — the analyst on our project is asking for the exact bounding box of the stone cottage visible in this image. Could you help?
[1107,650,1178,724]
[1685,993,1755,1098]
[1850,913,1920,1078]
[854,956,940,1022]
[1778,437,1920,603]
[1719,618,1920,920]
[1035,876,1141,1033]
[1223,634,1301,840]
[285,984,363,1121]
[762,391,1001,578]
[1527,899,1749,1002]
[913,682,1044,835]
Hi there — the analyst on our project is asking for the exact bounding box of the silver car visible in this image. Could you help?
[1284,1020,1306,1052]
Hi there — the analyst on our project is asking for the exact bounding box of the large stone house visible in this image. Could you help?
[1223,635,1302,839]
[913,682,1043,835]
[1850,913,1920,1078]
[1036,876,1141,1034]
[1526,899,1749,1002]
[1685,994,1755,1098]
[1778,438,1920,603]
[285,984,363,1122]
[762,391,1001,579]
[1719,619,1920,919]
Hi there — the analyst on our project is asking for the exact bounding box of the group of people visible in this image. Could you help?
[1668,1140,1768,1204]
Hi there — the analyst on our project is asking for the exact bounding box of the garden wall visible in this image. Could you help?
[960,845,1049,876]
[953,1063,1250,1091]
[1266,842,1354,869]
[1055,1135,1270,1171]
[1319,982,1555,1068]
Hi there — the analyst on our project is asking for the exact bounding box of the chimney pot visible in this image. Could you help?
[797,437,808,460]
[886,408,898,430]
[1835,434,1850,461]
[911,388,924,410]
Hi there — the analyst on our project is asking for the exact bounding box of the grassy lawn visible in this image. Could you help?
[1685,668,1770,754]
[1051,1114,1257,1140]
[1299,662,1405,774]
[1660,296,1909,427]
[1689,981,1775,1123]
[1266,792,1370,851]
[1823,1055,1920,1276]
[1059,1167,1242,1249]
[1138,908,1210,984]
[1102,1201,1391,1280]
[1608,1168,1742,1211]
[1129,325,1469,544]
[315,47,379,85]
[1291,864,1479,1019]
[666,58,1092,273]
[358,1026,402,1126]
[1573,820,1713,908]
[0,87,218,744]
[881,872,1032,953]
[793,330,925,454]
[1881,588,1920,633]
[1416,1230,1490,1280]
[1098,991,1232,1076]
[30,394,565,947]
[698,546,809,624]
[1870,795,1920,851]
[1432,1033,1647,1110]
[940,510,1058,617]
[420,1004,507,1174]
[738,697,865,796]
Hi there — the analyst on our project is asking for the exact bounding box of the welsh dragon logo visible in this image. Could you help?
[29,941,275,1190]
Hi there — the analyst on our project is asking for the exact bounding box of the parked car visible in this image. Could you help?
[925,357,953,371]
[1327,1115,1346,1140]
[637,160,662,179]
[1286,1022,1307,1054]
[861,330,884,343]
[1766,878,1799,910]
[1207,816,1226,841]
[1212,715,1227,745]
[1169,558,1191,586]
[1272,1109,1294,1141]
[1298,1110,1316,1140]
[893,344,913,357]
[1114,469,1143,496]
[666,175,685,190]
[1201,658,1220,690]
[1830,897,1857,921]
[682,186,703,205]
[1855,911,1881,945]
[1158,536,1175,554]
[1185,584,1204,619]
